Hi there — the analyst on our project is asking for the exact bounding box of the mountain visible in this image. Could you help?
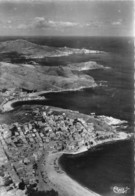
[0,62,96,92]
[0,39,101,93]
[0,39,102,58]
[0,39,40,51]
[0,39,54,56]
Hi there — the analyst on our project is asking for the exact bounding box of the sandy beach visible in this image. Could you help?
[0,96,46,112]
[46,152,101,196]
[44,133,131,196]
[0,86,96,112]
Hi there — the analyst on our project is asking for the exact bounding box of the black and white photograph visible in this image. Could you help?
[0,0,134,196]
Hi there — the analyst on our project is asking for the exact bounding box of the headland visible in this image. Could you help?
[0,103,132,196]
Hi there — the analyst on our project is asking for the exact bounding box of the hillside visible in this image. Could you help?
[0,39,55,58]
[0,39,102,58]
[0,39,104,92]
[0,62,96,91]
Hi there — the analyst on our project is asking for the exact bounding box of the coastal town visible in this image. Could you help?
[0,84,133,196]
[0,0,133,194]
[0,90,132,196]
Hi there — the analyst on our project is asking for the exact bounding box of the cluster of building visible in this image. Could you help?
[0,106,119,193]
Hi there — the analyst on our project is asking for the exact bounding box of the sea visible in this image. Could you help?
[60,140,134,196]
[1,36,134,196]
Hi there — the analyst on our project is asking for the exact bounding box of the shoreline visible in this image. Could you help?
[44,135,131,196]
[0,37,133,196]
[0,96,46,112]
[63,135,131,156]
[0,85,97,112]
[46,152,101,196]
[28,85,97,97]
[0,87,132,196]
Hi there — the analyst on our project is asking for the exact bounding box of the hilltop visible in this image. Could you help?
[0,39,103,58]
[0,61,96,93]
[0,39,107,94]
[0,39,51,54]
[0,39,56,59]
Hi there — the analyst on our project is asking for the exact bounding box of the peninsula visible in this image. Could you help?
[0,39,108,92]
[0,104,131,196]
[0,39,132,196]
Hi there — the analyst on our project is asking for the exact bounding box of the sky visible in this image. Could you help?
[0,0,134,37]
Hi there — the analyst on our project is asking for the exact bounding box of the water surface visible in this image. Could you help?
[60,140,134,196]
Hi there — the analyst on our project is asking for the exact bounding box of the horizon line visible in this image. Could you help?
[0,35,134,38]
[0,34,134,37]
[0,0,133,3]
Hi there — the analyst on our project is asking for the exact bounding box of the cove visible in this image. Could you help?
[59,140,134,196]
